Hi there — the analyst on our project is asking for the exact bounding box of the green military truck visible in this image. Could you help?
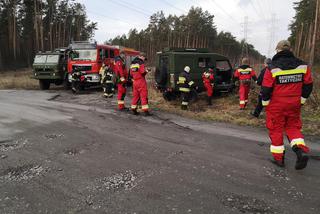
[155,48,235,100]
[32,49,69,90]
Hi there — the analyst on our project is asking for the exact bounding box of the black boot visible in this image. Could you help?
[181,105,187,110]
[143,111,152,117]
[270,151,285,168]
[250,110,259,118]
[132,109,139,115]
[270,159,285,168]
[207,96,212,106]
[292,146,309,170]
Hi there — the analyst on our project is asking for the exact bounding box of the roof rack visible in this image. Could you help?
[69,41,97,49]
[163,47,209,53]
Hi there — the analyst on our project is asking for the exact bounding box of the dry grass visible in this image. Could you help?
[0,69,38,89]
[148,67,320,136]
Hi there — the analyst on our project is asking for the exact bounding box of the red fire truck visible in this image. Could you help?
[67,41,140,86]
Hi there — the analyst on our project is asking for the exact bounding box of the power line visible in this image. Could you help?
[248,0,265,21]
[241,16,249,58]
[255,0,268,21]
[87,10,131,25]
[210,0,239,25]
[109,0,152,17]
[161,0,188,14]
[267,13,278,57]
[86,10,145,28]
[119,0,155,15]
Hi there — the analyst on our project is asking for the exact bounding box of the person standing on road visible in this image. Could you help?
[177,66,195,110]
[251,58,272,117]
[262,40,313,170]
[130,53,151,116]
[202,67,215,106]
[99,63,114,98]
[234,58,258,110]
[114,52,128,110]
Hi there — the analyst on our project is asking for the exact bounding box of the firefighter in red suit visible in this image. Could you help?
[114,52,128,110]
[262,40,313,170]
[202,67,215,105]
[234,58,257,109]
[130,53,151,116]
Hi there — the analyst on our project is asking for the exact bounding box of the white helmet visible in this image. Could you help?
[184,66,191,73]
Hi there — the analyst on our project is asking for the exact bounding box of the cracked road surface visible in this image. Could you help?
[0,90,319,214]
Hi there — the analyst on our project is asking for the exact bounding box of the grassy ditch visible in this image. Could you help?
[148,67,320,136]
[0,69,38,89]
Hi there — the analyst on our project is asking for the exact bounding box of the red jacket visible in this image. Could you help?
[130,57,147,81]
[234,65,257,81]
[114,56,128,83]
[202,71,214,85]
[262,50,313,106]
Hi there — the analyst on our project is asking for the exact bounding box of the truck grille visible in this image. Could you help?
[72,65,92,72]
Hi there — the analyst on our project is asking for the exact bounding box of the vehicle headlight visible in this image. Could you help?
[92,75,100,80]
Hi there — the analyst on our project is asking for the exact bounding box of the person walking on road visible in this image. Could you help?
[234,58,258,110]
[114,52,128,110]
[177,66,195,110]
[251,58,272,117]
[262,40,313,170]
[130,53,151,116]
[202,67,215,106]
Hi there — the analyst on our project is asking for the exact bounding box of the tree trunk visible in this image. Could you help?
[296,23,304,57]
[13,0,17,60]
[310,0,319,65]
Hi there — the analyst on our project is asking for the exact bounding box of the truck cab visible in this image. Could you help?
[32,50,68,90]
[155,48,235,100]
[67,41,119,86]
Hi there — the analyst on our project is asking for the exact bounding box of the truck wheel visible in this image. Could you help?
[63,77,71,90]
[39,80,50,90]
[163,91,177,101]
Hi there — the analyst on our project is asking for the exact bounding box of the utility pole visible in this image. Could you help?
[310,0,319,65]
[241,16,249,59]
[267,13,277,58]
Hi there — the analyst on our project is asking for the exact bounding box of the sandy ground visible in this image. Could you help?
[0,89,319,214]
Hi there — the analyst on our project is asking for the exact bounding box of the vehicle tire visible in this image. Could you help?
[39,80,50,90]
[63,75,71,90]
[155,67,168,87]
[163,91,177,101]
[54,79,63,86]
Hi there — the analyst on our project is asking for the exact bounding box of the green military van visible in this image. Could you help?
[32,49,68,90]
[155,48,235,100]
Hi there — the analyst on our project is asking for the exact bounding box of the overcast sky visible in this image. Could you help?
[77,0,297,57]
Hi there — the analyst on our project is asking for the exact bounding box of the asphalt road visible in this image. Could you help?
[0,90,319,214]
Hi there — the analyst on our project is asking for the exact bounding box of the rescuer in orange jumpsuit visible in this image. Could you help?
[262,40,313,169]
[202,67,215,105]
[234,58,257,109]
[130,53,151,116]
[114,52,128,110]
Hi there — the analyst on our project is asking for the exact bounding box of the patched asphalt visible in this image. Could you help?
[0,90,319,214]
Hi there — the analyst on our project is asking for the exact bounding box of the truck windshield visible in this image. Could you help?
[70,49,97,61]
[216,60,231,71]
[46,55,59,63]
[34,55,47,64]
